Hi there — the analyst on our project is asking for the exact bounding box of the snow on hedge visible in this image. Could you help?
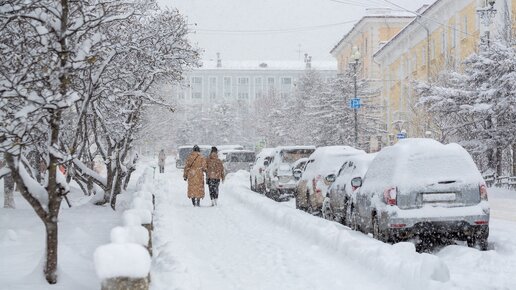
[224,171,451,289]
[94,243,151,279]
[110,226,149,246]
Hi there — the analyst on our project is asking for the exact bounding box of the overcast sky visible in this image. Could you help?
[157,0,431,62]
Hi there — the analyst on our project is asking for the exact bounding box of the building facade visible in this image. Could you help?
[373,0,516,143]
[330,9,414,150]
[170,57,337,114]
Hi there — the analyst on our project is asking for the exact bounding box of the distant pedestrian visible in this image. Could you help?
[183,145,207,207]
[158,149,166,173]
[206,147,225,206]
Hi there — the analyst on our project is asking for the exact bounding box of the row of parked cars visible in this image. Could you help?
[250,139,490,250]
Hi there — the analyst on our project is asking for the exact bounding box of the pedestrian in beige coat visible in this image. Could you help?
[206,147,225,206]
[183,145,207,207]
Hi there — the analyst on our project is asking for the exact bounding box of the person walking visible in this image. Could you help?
[183,145,207,207]
[206,147,225,206]
[158,149,166,173]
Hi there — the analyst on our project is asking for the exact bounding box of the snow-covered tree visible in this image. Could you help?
[417,38,516,175]
[0,0,198,283]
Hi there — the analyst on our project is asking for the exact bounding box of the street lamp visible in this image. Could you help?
[351,48,361,148]
[477,0,497,47]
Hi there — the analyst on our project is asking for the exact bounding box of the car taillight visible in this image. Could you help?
[479,183,488,201]
[312,175,321,189]
[383,187,397,205]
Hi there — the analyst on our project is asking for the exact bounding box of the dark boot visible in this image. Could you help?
[191,198,196,206]
[195,198,200,207]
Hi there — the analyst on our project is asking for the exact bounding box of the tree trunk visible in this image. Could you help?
[513,144,516,176]
[44,220,58,284]
[3,173,15,209]
[496,147,503,177]
[123,167,135,190]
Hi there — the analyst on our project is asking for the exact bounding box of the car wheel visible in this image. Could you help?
[372,216,384,242]
[347,203,356,229]
[340,197,349,225]
[322,197,334,221]
[250,177,254,191]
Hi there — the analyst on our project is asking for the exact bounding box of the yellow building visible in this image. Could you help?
[330,9,413,150]
[374,0,516,143]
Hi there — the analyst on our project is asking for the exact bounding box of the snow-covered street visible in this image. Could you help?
[149,161,516,290]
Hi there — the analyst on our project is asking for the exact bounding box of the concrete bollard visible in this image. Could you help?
[94,243,151,290]
[101,277,148,290]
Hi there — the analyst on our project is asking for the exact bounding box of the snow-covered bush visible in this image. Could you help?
[94,243,151,280]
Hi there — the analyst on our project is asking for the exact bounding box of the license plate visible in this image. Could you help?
[423,193,456,202]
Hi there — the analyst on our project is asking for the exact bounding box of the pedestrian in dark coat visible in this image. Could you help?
[158,149,166,173]
[183,145,207,207]
[206,146,225,206]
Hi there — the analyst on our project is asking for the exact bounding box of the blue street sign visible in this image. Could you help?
[396,132,407,139]
[350,98,361,109]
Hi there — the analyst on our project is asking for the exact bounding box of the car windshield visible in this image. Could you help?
[229,152,255,162]
[178,148,193,160]
[281,149,314,164]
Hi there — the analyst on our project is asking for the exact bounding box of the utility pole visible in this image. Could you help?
[351,48,361,148]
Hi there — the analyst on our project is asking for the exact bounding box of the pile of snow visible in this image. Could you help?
[123,208,152,225]
[224,171,451,289]
[110,226,149,246]
[94,243,151,279]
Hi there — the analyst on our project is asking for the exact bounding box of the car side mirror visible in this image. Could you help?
[263,160,269,166]
[293,169,302,180]
[351,177,362,188]
[325,174,336,183]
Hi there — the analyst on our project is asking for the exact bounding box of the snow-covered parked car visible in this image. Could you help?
[322,153,376,224]
[295,146,365,215]
[250,148,275,193]
[265,146,315,201]
[222,150,256,173]
[352,138,490,250]
[176,145,211,168]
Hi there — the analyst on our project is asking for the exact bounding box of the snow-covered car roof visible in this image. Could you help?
[178,145,212,150]
[275,145,316,151]
[256,148,276,158]
[220,149,255,154]
[362,138,483,193]
[217,145,244,151]
[308,146,365,160]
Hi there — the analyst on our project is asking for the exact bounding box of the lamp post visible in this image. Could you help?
[351,49,361,148]
[477,0,497,47]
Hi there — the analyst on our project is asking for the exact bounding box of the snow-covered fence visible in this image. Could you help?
[94,168,157,289]
[225,172,451,290]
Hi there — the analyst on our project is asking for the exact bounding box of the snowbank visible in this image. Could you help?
[224,171,451,289]
[123,208,152,225]
[94,243,151,279]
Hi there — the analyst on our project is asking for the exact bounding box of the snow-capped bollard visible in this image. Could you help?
[110,226,150,255]
[123,209,153,255]
[94,243,151,290]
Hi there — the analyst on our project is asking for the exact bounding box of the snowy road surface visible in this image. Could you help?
[150,164,516,290]
[151,168,400,290]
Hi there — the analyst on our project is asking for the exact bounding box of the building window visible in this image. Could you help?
[441,30,447,54]
[267,77,275,86]
[463,15,468,39]
[255,91,263,98]
[422,46,427,65]
[412,53,417,72]
[224,92,231,98]
[452,25,457,48]
[280,92,289,98]
[238,77,249,85]
[255,77,262,85]
[210,92,216,99]
[177,91,185,100]
[192,92,202,99]
[224,77,231,87]
[238,92,249,99]
[431,39,436,60]
[192,77,202,84]
[281,77,292,85]
[210,77,217,86]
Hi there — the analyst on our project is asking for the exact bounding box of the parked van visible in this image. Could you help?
[222,150,256,173]
[176,145,211,169]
